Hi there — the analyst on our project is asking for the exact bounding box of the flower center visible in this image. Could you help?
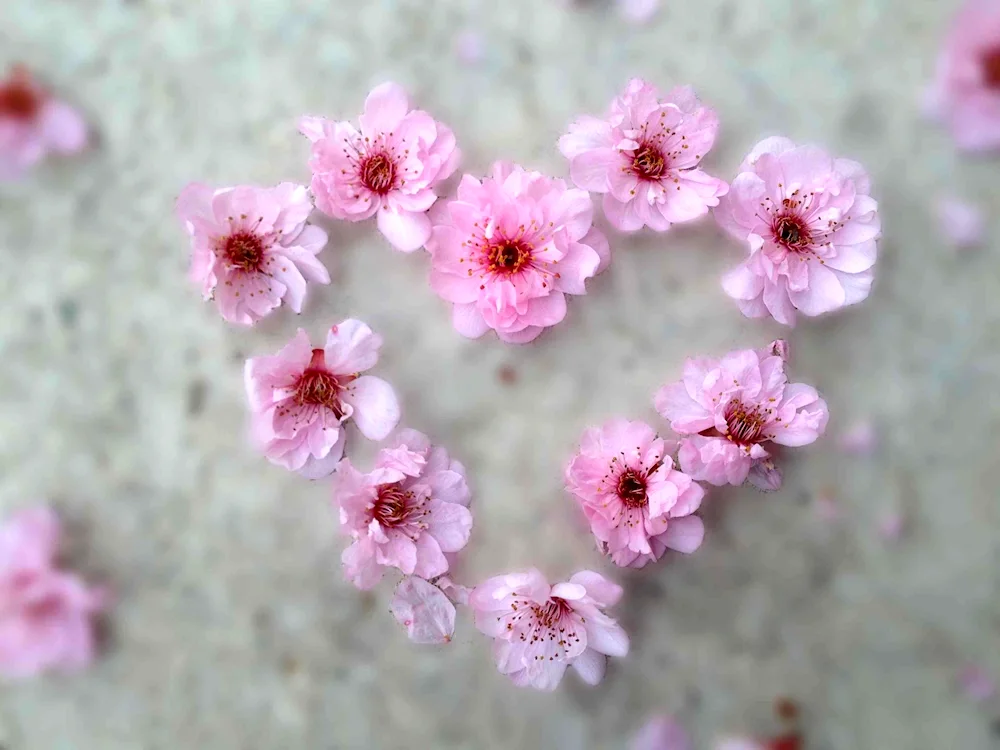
[632,144,666,180]
[222,231,266,272]
[293,349,347,418]
[616,469,648,507]
[773,215,810,251]
[372,483,414,528]
[724,400,766,444]
[487,241,530,275]
[983,47,1000,89]
[360,152,396,195]
[0,74,41,121]
[531,598,572,628]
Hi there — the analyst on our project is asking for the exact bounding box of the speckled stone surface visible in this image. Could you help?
[2,1,999,748]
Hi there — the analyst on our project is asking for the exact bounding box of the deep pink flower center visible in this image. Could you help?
[0,69,41,121]
[372,483,415,527]
[223,231,267,272]
[487,241,531,275]
[724,400,766,444]
[292,349,350,418]
[773,214,811,251]
[530,598,574,629]
[984,47,1000,89]
[616,469,648,507]
[632,144,666,180]
[360,152,396,195]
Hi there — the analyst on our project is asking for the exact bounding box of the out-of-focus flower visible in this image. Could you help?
[936,197,985,250]
[837,418,878,456]
[559,78,727,233]
[0,507,107,679]
[565,419,705,568]
[877,510,905,542]
[655,346,829,487]
[618,0,661,24]
[335,429,472,589]
[244,322,400,479]
[470,568,628,691]
[390,576,457,644]
[632,715,690,750]
[0,65,87,180]
[454,30,486,64]
[958,663,996,702]
[176,183,329,325]
[427,161,608,344]
[301,82,460,252]
[925,0,1000,152]
[717,137,880,326]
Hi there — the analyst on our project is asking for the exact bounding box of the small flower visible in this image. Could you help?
[565,419,706,568]
[559,78,728,233]
[0,65,87,180]
[469,568,628,691]
[427,161,609,344]
[244,321,400,479]
[936,196,985,250]
[390,576,457,644]
[0,507,107,679]
[300,82,460,252]
[335,429,472,589]
[632,715,690,750]
[618,0,661,24]
[925,1,1000,151]
[654,346,829,487]
[957,663,996,702]
[716,137,881,326]
[176,183,330,326]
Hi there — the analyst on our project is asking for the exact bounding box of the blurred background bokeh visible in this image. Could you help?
[2,1,998,748]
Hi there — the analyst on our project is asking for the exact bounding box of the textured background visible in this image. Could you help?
[2,1,999,748]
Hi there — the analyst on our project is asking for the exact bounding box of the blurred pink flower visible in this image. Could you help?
[427,161,609,344]
[958,663,996,702]
[565,419,705,568]
[0,65,87,180]
[0,507,107,679]
[715,739,765,750]
[655,346,829,487]
[925,0,1000,151]
[454,30,486,63]
[335,429,472,589]
[176,183,329,326]
[559,78,727,233]
[936,197,985,250]
[244,322,400,479]
[632,715,690,750]
[300,82,460,252]
[470,568,628,691]
[717,137,880,326]
[618,0,661,24]
[837,418,878,456]
[877,510,905,542]
[390,576,457,644]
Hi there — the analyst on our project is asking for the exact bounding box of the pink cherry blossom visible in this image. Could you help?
[958,663,996,702]
[837,418,878,456]
[244,321,400,479]
[176,183,330,326]
[0,507,107,679]
[334,429,472,589]
[717,137,880,326]
[565,419,706,568]
[300,82,460,252]
[390,576,457,644]
[0,66,87,180]
[936,196,985,250]
[559,78,728,233]
[427,161,609,344]
[469,568,628,691]
[632,716,690,750]
[925,0,1000,152]
[654,346,829,487]
[618,0,661,24]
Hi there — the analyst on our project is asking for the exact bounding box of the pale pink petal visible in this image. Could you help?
[659,516,704,554]
[618,0,660,23]
[452,303,490,338]
[958,664,996,702]
[936,197,985,249]
[359,82,410,135]
[377,207,432,253]
[390,576,457,644]
[39,101,88,154]
[343,376,400,441]
[570,648,606,686]
[632,716,691,750]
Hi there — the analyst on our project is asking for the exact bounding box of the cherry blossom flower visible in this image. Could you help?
[469,568,628,691]
[300,82,460,252]
[558,78,728,233]
[618,0,661,24]
[565,419,705,568]
[0,65,87,180]
[390,576,457,644]
[0,507,107,679]
[632,715,690,750]
[176,183,330,326]
[244,321,400,479]
[654,346,829,487]
[837,418,878,456]
[958,663,996,702]
[427,161,609,343]
[334,429,472,589]
[936,197,985,250]
[924,0,1000,151]
[716,137,880,326]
